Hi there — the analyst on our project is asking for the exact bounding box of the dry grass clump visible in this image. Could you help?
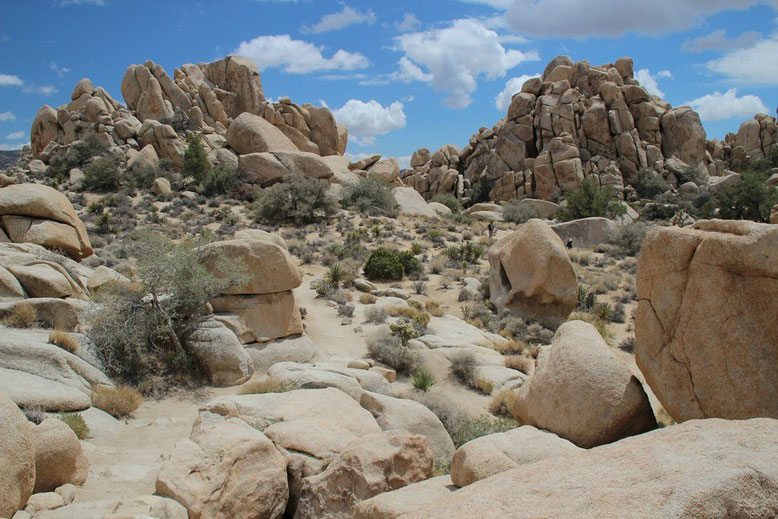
[240,378,298,394]
[3,302,37,328]
[388,305,431,327]
[48,330,80,354]
[474,379,494,395]
[359,293,377,305]
[449,351,476,386]
[496,338,529,355]
[569,312,614,344]
[92,385,143,418]
[504,355,533,374]
[364,305,389,324]
[489,389,518,418]
[425,300,445,317]
[59,413,90,439]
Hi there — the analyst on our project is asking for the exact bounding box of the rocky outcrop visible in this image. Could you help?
[0,392,36,519]
[392,187,439,218]
[32,418,88,493]
[511,320,656,448]
[402,418,778,518]
[488,219,577,327]
[635,219,778,422]
[295,430,433,519]
[156,418,288,519]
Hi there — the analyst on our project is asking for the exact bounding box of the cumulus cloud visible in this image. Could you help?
[494,73,540,111]
[504,0,778,38]
[393,19,539,108]
[4,131,24,140]
[657,69,673,79]
[333,99,407,146]
[0,111,15,121]
[50,62,71,78]
[396,13,421,32]
[682,29,762,52]
[705,33,778,85]
[302,5,376,34]
[686,89,770,121]
[233,35,369,74]
[635,69,666,97]
[0,74,23,86]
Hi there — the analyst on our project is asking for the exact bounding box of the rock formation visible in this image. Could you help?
[0,392,36,518]
[635,219,778,422]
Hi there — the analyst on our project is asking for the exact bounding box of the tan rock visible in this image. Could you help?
[550,216,618,247]
[183,320,254,386]
[354,476,456,519]
[156,418,288,519]
[512,321,656,447]
[393,187,438,218]
[233,228,288,250]
[296,430,434,518]
[25,491,65,513]
[450,426,581,487]
[211,291,303,343]
[488,219,577,327]
[36,494,188,519]
[660,106,706,165]
[226,113,298,155]
[367,158,401,183]
[127,143,159,171]
[32,418,88,493]
[635,220,778,421]
[0,392,35,519]
[6,263,77,298]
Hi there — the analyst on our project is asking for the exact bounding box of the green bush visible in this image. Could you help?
[702,168,778,223]
[47,134,108,183]
[633,169,671,199]
[390,319,422,345]
[366,328,419,374]
[363,248,405,281]
[398,250,422,277]
[451,416,516,448]
[557,178,627,222]
[466,178,493,204]
[58,413,89,439]
[341,177,398,216]
[87,231,248,387]
[430,193,462,213]
[83,156,123,192]
[611,222,649,256]
[182,132,210,183]
[503,200,541,223]
[253,175,338,225]
[203,166,245,197]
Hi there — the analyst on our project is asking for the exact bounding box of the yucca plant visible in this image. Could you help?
[326,263,346,288]
[411,369,437,392]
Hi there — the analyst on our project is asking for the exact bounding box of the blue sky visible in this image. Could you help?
[1,0,777,166]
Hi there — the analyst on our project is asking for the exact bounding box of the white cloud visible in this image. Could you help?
[233,35,369,74]
[0,111,15,121]
[504,0,778,38]
[635,69,665,97]
[0,74,23,86]
[494,73,540,111]
[0,143,24,151]
[686,89,770,121]
[58,0,106,5]
[302,5,376,34]
[23,84,57,96]
[657,69,673,79]
[397,155,412,169]
[50,62,71,78]
[5,131,24,140]
[396,13,421,32]
[459,0,514,8]
[705,33,778,85]
[333,99,407,146]
[393,19,539,108]
[682,29,762,52]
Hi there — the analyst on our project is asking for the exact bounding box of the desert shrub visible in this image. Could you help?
[326,263,346,288]
[474,379,494,394]
[450,351,476,386]
[557,179,627,222]
[425,300,445,317]
[466,178,493,204]
[504,355,533,374]
[83,156,123,192]
[48,331,79,354]
[87,231,248,387]
[503,200,541,223]
[702,168,778,223]
[619,336,636,353]
[413,280,427,295]
[577,286,597,310]
[363,248,404,281]
[3,302,37,328]
[611,303,626,323]
[240,378,298,394]
[92,385,143,418]
[366,328,419,374]
[675,164,707,186]
[253,175,337,225]
[202,166,245,197]
[489,390,518,418]
[341,177,398,217]
[430,193,462,213]
[410,242,423,255]
[411,369,437,392]
[451,416,516,448]
[364,306,388,324]
[388,306,430,328]
[182,132,210,183]
[611,222,649,256]
[337,303,355,318]
[443,242,485,264]
[633,169,671,199]
[58,413,89,439]
[46,135,108,183]
[389,319,423,344]
[330,289,352,305]
[22,406,46,425]
[569,312,614,344]
[359,293,377,305]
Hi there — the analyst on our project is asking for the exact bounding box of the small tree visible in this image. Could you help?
[702,169,778,223]
[341,177,398,217]
[557,178,627,222]
[182,132,210,183]
[253,175,338,225]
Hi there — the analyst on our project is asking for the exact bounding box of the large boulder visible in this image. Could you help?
[402,418,778,518]
[0,368,92,412]
[156,418,288,519]
[211,291,303,343]
[32,418,88,493]
[226,113,298,155]
[367,158,401,183]
[354,476,456,519]
[359,391,454,461]
[244,335,321,372]
[450,426,581,487]
[488,219,577,327]
[0,184,92,259]
[511,321,656,447]
[296,430,434,519]
[0,392,35,518]
[182,320,254,386]
[238,150,335,185]
[635,220,778,421]
[550,217,618,247]
[660,106,706,165]
[392,187,439,218]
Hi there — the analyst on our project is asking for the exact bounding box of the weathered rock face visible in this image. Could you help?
[402,418,778,519]
[550,216,618,247]
[238,150,336,185]
[392,187,439,218]
[156,418,288,519]
[450,426,581,487]
[182,320,254,386]
[727,114,777,170]
[0,184,92,259]
[511,321,657,448]
[32,418,89,493]
[635,220,778,422]
[295,430,434,519]
[226,112,298,155]
[354,476,456,519]
[0,392,36,519]
[488,219,577,327]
